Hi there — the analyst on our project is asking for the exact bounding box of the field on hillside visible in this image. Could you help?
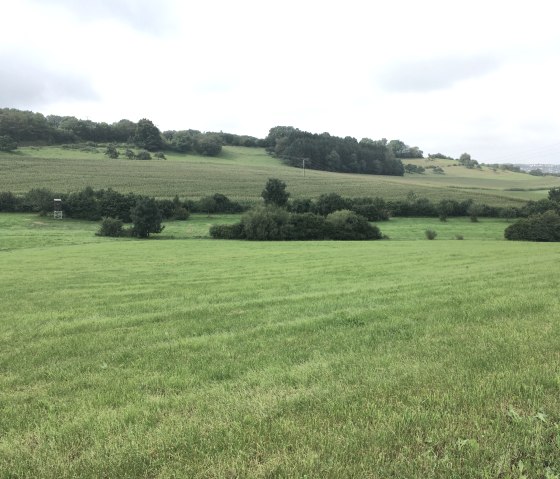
[1,213,559,478]
[2,146,560,206]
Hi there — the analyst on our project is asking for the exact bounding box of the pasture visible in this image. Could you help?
[1,213,559,477]
[2,146,560,206]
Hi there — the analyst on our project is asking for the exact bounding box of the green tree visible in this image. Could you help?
[262,178,290,207]
[195,133,222,156]
[0,135,17,151]
[104,145,119,159]
[131,197,164,238]
[133,118,163,151]
[548,187,560,203]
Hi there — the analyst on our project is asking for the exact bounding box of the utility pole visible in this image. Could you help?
[303,158,306,177]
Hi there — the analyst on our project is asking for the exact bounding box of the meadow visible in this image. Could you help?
[2,146,560,206]
[1,213,559,478]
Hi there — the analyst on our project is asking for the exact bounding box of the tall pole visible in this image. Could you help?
[303,158,306,177]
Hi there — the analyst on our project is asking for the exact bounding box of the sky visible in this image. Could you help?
[1,0,560,163]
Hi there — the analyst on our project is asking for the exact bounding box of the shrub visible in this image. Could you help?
[124,149,135,159]
[349,197,389,221]
[209,222,245,239]
[96,217,124,237]
[0,191,18,212]
[22,188,56,215]
[326,210,382,240]
[97,189,138,223]
[425,229,437,240]
[154,152,166,160]
[135,150,151,160]
[155,199,176,219]
[455,234,464,240]
[242,205,290,240]
[288,198,314,214]
[64,187,101,220]
[173,206,190,220]
[104,145,119,158]
[287,213,328,240]
[504,211,560,241]
[195,194,244,214]
[315,193,348,216]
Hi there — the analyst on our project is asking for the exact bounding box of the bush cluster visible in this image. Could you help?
[0,187,191,222]
[504,211,560,241]
[210,206,382,241]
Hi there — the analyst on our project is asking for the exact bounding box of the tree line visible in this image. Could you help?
[0,108,263,156]
[264,126,406,176]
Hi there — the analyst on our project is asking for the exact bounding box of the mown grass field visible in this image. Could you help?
[2,146,559,206]
[1,213,559,478]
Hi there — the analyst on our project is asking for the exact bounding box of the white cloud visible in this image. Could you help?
[1,0,560,162]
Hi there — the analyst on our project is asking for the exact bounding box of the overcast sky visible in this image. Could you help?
[2,0,560,163]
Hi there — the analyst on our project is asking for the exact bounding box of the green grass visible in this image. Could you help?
[1,214,559,477]
[2,146,560,206]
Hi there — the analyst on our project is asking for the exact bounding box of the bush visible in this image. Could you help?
[96,217,124,237]
[195,194,244,214]
[287,213,328,240]
[173,206,190,220]
[504,210,560,241]
[124,149,135,159]
[425,229,437,240]
[64,187,101,220]
[154,152,166,160]
[326,210,382,240]
[315,193,348,216]
[22,188,56,215]
[0,191,18,211]
[104,145,119,158]
[209,222,245,239]
[242,205,290,240]
[135,150,151,160]
[97,189,138,223]
[288,198,314,214]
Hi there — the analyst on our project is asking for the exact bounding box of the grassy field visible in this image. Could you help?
[1,213,559,477]
[2,146,559,206]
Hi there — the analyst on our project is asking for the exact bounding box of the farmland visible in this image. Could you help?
[2,146,560,206]
[1,213,559,477]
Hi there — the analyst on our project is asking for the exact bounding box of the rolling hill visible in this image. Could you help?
[2,145,560,207]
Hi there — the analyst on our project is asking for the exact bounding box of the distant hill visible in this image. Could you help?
[3,145,560,207]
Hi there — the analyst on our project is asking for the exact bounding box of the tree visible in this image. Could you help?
[468,203,485,222]
[315,193,347,216]
[195,133,222,156]
[104,145,119,159]
[130,197,164,238]
[0,135,17,151]
[262,178,290,207]
[548,187,560,203]
[133,118,163,151]
[437,200,453,222]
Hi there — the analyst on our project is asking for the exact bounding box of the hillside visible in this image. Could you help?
[2,146,560,206]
